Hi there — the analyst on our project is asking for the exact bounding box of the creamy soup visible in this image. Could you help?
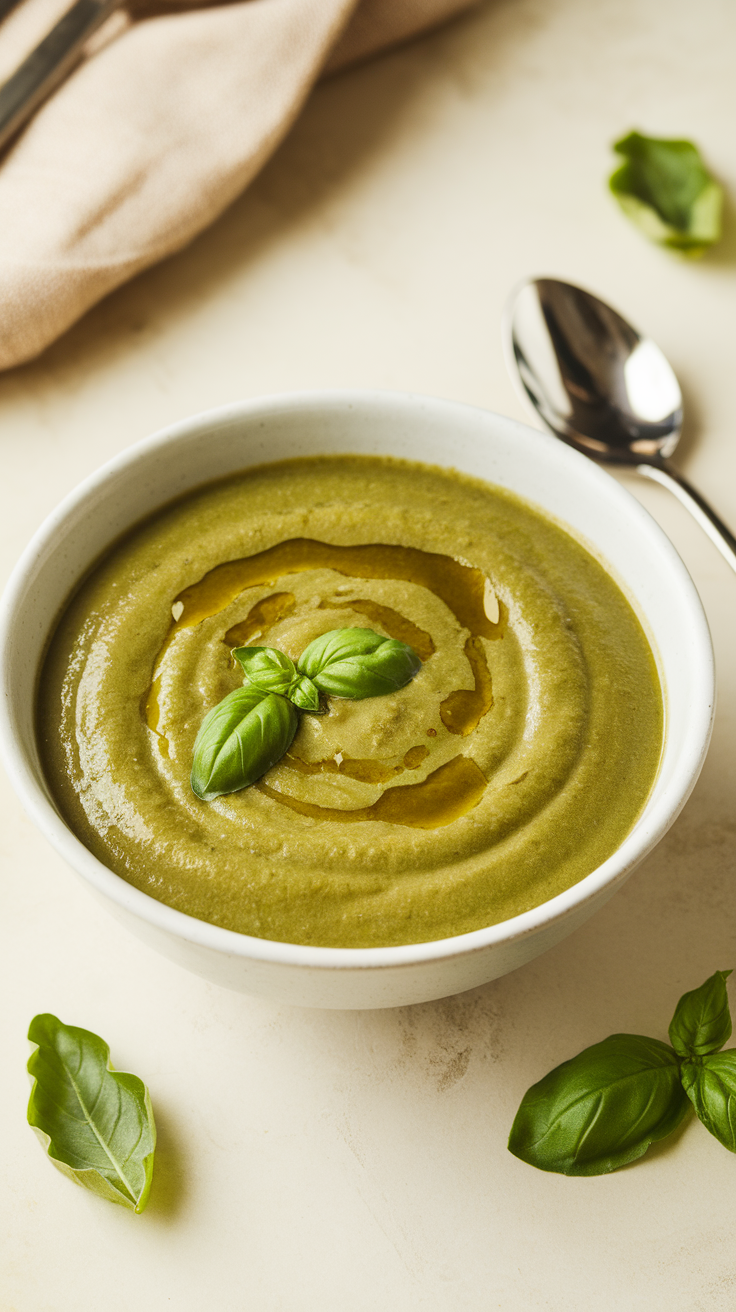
[38,456,663,947]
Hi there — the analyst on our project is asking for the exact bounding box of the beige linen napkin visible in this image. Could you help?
[0,0,477,370]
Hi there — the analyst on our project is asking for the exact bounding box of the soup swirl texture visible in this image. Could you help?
[39,456,663,947]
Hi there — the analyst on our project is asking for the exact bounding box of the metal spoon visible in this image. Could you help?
[504,277,736,574]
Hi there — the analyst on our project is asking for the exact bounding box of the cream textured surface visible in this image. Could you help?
[2,1,736,1307]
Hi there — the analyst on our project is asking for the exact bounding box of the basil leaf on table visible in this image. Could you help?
[609,131,723,256]
[508,1034,689,1176]
[233,645,320,712]
[668,969,732,1058]
[298,627,422,699]
[191,685,298,800]
[27,1014,156,1213]
[680,1053,736,1153]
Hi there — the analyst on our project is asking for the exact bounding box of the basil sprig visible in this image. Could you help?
[609,131,723,256]
[191,627,422,801]
[232,646,320,711]
[27,1014,156,1212]
[509,971,736,1175]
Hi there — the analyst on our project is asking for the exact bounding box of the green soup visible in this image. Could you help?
[38,456,663,947]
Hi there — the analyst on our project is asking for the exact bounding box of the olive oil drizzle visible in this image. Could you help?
[439,635,494,736]
[224,592,296,647]
[283,744,430,785]
[169,538,499,637]
[257,756,488,830]
[146,539,502,826]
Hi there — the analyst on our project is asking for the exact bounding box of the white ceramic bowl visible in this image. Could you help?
[0,392,715,1008]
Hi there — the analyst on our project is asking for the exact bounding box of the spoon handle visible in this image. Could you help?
[636,459,736,575]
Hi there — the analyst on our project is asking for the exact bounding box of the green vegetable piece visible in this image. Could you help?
[232,645,320,712]
[609,131,723,256]
[681,1052,736,1153]
[298,627,422,700]
[668,969,732,1058]
[191,685,298,800]
[27,1014,156,1213]
[508,1034,689,1176]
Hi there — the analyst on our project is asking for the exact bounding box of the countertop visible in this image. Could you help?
[2,1,736,1307]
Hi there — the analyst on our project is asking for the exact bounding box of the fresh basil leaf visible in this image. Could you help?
[191,685,298,800]
[609,131,723,256]
[508,1034,689,1176]
[232,646,320,711]
[297,627,422,699]
[680,1052,736,1152]
[299,626,385,675]
[27,1014,156,1213]
[668,970,732,1058]
[233,645,298,695]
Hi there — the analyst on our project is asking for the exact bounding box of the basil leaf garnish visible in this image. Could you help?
[232,642,318,713]
[668,969,732,1058]
[191,626,420,799]
[298,627,422,699]
[233,646,320,712]
[191,685,298,800]
[233,645,298,693]
[508,1034,689,1176]
[680,1052,736,1152]
[288,674,321,712]
[27,1014,156,1213]
[609,131,723,256]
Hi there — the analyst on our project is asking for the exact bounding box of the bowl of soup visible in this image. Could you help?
[0,392,714,1007]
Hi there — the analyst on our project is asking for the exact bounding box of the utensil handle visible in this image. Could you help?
[0,0,121,153]
[637,458,736,576]
[0,0,23,23]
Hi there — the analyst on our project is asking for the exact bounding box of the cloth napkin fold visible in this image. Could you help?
[0,0,476,370]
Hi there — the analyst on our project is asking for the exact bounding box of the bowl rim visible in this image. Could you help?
[0,388,716,971]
